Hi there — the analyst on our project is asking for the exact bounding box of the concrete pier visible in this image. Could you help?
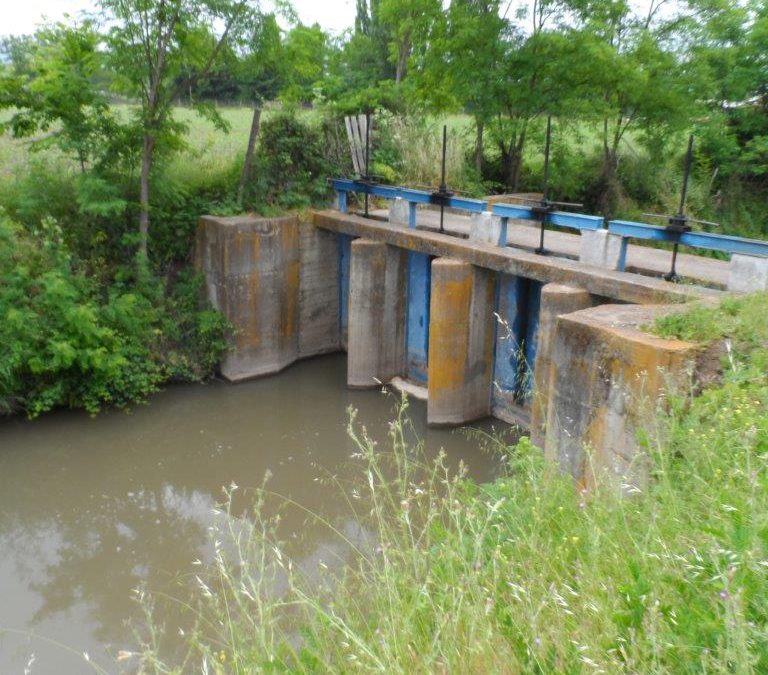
[427,259,496,426]
[347,239,407,388]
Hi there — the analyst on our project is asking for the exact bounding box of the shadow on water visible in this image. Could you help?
[0,354,515,673]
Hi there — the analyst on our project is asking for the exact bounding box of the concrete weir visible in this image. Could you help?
[197,210,723,489]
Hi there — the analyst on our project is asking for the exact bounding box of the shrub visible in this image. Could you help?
[243,109,334,210]
[0,213,230,417]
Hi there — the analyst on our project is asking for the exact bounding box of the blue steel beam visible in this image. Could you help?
[331,179,487,215]
[492,202,604,231]
[548,212,603,231]
[492,203,535,221]
[609,220,768,258]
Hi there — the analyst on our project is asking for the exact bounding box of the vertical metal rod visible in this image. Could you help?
[542,115,552,203]
[666,134,694,281]
[536,116,552,255]
[439,124,447,233]
[679,134,694,216]
[537,217,546,252]
[364,111,371,218]
[667,242,681,281]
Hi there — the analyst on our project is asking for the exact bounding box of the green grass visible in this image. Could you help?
[134,294,768,674]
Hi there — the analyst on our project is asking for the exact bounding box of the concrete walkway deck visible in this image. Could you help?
[312,209,721,305]
[371,207,730,289]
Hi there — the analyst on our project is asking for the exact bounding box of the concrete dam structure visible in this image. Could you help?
[195,197,768,489]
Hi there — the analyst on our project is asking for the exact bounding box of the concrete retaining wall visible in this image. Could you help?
[427,259,496,426]
[338,234,354,351]
[347,239,407,388]
[197,212,707,494]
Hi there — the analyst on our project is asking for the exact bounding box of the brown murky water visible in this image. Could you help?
[0,354,509,673]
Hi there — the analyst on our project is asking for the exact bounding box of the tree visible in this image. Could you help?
[100,0,258,261]
[684,0,767,186]
[378,0,440,85]
[236,12,284,203]
[281,23,328,104]
[565,0,692,215]
[0,35,38,78]
[406,1,505,174]
[0,23,117,173]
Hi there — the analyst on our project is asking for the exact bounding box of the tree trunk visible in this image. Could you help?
[598,147,620,219]
[139,134,156,261]
[501,131,527,191]
[238,105,262,205]
[395,35,411,85]
[474,119,484,175]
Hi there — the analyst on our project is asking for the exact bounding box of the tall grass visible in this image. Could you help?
[134,295,768,674]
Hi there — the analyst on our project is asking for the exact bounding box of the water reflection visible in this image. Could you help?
[0,354,511,673]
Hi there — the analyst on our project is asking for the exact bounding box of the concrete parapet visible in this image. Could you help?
[299,222,340,358]
[728,254,768,293]
[469,211,502,245]
[427,259,495,425]
[579,229,624,270]
[196,215,300,382]
[543,304,696,490]
[389,197,410,227]
[347,239,407,388]
[531,284,596,447]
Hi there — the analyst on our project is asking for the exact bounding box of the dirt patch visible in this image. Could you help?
[694,339,727,392]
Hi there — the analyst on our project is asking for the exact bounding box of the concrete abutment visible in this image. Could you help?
[195,215,300,381]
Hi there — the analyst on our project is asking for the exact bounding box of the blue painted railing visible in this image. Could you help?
[491,203,603,248]
[608,220,768,271]
[332,179,485,230]
[332,178,768,263]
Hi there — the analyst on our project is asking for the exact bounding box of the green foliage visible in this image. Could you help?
[243,110,334,209]
[0,213,230,417]
[655,292,768,354]
[0,22,118,170]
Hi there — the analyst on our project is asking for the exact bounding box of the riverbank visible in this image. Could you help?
[136,292,768,673]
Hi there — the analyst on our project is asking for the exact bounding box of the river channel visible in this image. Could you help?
[0,354,510,673]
